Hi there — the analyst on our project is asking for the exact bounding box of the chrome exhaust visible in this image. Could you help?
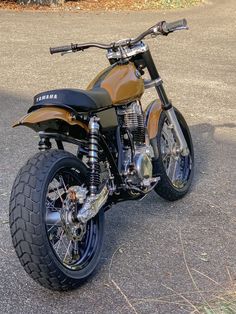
[76,185,109,224]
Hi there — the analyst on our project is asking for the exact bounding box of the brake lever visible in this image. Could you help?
[151,32,161,38]
[175,26,189,31]
[61,50,73,56]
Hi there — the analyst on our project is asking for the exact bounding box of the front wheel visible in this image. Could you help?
[9,150,104,291]
[154,108,194,201]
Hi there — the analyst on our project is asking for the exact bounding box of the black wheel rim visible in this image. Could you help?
[45,168,99,271]
[160,117,192,189]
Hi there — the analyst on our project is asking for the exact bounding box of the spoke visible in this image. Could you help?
[50,206,61,211]
[54,229,65,253]
[45,169,96,270]
[63,240,72,263]
[161,119,180,182]
[166,157,176,180]
[170,159,178,182]
[47,194,63,212]
[60,234,70,252]
[59,175,68,193]
[46,198,54,209]
[46,198,61,210]
[47,219,62,233]
[162,153,169,162]
[51,180,64,203]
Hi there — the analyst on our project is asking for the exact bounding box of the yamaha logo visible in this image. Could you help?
[36,94,58,102]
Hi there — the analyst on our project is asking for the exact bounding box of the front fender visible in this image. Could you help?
[13,107,89,133]
[144,99,162,139]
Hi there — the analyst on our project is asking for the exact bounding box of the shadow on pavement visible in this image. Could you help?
[1,90,236,312]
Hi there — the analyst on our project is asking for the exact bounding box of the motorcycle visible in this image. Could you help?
[9,19,194,291]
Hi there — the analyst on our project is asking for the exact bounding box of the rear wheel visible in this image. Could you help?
[154,108,194,201]
[9,150,104,291]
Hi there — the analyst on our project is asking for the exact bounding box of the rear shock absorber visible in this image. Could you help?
[88,116,100,196]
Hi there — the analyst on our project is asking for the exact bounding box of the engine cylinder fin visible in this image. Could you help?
[117,101,146,145]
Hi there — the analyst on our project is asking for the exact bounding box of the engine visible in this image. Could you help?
[117,101,154,189]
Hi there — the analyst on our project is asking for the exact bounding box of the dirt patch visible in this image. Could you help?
[0,0,203,11]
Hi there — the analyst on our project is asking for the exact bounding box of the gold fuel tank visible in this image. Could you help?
[87,62,144,105]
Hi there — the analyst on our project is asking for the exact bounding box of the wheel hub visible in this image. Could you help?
[60,200,87,241]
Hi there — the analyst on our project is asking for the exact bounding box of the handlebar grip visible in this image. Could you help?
[162,19,188,33]
[50,45,73,54]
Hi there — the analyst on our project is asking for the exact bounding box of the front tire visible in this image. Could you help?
[9,150,104,291]
[154,108,194,201]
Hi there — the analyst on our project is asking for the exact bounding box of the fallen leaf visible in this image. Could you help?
[200,252,209,262]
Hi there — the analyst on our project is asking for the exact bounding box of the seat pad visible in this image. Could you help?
[32,88,112,112]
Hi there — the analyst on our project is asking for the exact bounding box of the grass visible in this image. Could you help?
[0,0,204,11]
[198,292,236,314]
[134,0,203,10]
[107,230,236,314]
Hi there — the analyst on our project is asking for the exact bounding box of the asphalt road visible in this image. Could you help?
[0,1,236,313]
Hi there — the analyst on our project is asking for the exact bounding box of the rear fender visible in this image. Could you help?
[13,107,89,133]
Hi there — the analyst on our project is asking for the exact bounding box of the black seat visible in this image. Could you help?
[31,88,112,112]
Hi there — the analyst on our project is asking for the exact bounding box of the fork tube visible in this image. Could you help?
[142,50,172,110]
[142,50,189,156]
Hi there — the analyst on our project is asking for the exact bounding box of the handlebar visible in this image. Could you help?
[50,45,75,55]
[50,42,111,54]
[162,18,188,33]
[50,18,188,55]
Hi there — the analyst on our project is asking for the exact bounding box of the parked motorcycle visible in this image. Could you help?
[9,19,194,290]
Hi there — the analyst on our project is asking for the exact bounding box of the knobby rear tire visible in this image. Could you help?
[9,150,104,291]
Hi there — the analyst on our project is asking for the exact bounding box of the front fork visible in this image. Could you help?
[142,50,189,156]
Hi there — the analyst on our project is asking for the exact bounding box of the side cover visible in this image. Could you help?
[87,62,144,105]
